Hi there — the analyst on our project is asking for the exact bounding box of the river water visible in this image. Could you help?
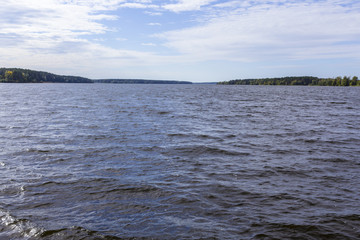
[0,84,359,239]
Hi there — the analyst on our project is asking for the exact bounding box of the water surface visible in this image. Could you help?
[0,84,359,239]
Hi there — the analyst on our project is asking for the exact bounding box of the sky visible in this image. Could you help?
[0,0,360,82]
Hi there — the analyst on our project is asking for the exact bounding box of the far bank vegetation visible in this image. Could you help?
[218,76,360,86]
[0,68,92,83]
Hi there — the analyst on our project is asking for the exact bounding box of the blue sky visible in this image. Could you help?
[0,0,360,82]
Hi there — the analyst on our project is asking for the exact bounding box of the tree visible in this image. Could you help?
[4,70,13,82]
[12,70,26,82]
[341,76,350,86]
[350,76,359,86]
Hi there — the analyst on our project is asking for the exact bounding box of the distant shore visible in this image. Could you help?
[94,79,192,84]
[0,68,192,84]
[2,68,360,86]
[218,76,360,86]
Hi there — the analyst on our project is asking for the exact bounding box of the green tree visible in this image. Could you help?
[12,70,25,82]
[341,76,350,86]
[334,76,342,86]
[350,76,358,86]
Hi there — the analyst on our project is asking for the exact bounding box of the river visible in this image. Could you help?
[0,84,359,239]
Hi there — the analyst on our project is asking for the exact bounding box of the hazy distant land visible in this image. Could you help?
[94,79,192,84]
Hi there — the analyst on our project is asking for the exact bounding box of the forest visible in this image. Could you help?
[0,68,93,83]
[218,76,360,86]
[0,68,191,84]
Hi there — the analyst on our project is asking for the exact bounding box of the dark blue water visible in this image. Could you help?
[0,84,359,239]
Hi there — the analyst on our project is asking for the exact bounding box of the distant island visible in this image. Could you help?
[94,79,192,84]
[0,68,192,84]
[218,76,360,86]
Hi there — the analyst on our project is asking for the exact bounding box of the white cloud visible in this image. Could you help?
[148,22,162,26]
[0,0,118,47]
[162,0,218,12]
[118,2,158,8]
[142,42,157,46]
[144,10,163,16]
[0,0,160,48]
[157,1,360,61]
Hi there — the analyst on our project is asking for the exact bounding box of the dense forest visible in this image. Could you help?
[94,79,192,84]
[0,68,191,84]
[218,76,360,86]
[0,68,93,83]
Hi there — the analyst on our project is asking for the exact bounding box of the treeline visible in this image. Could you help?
[0,68,192,84]
[218,76,360,86]
[0,68,93,83]
[94,79,192,84]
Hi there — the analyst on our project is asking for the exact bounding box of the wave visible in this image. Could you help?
[39,226,124,240]
[250,214,360,240]
[0,209,123,240]
[0,208,42,239]
[169,145,251,157]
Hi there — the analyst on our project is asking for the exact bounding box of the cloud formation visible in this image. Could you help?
[0,0,116,48]
[162,0,218,12]
[0,0,160,76]
[158,1,360,61]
